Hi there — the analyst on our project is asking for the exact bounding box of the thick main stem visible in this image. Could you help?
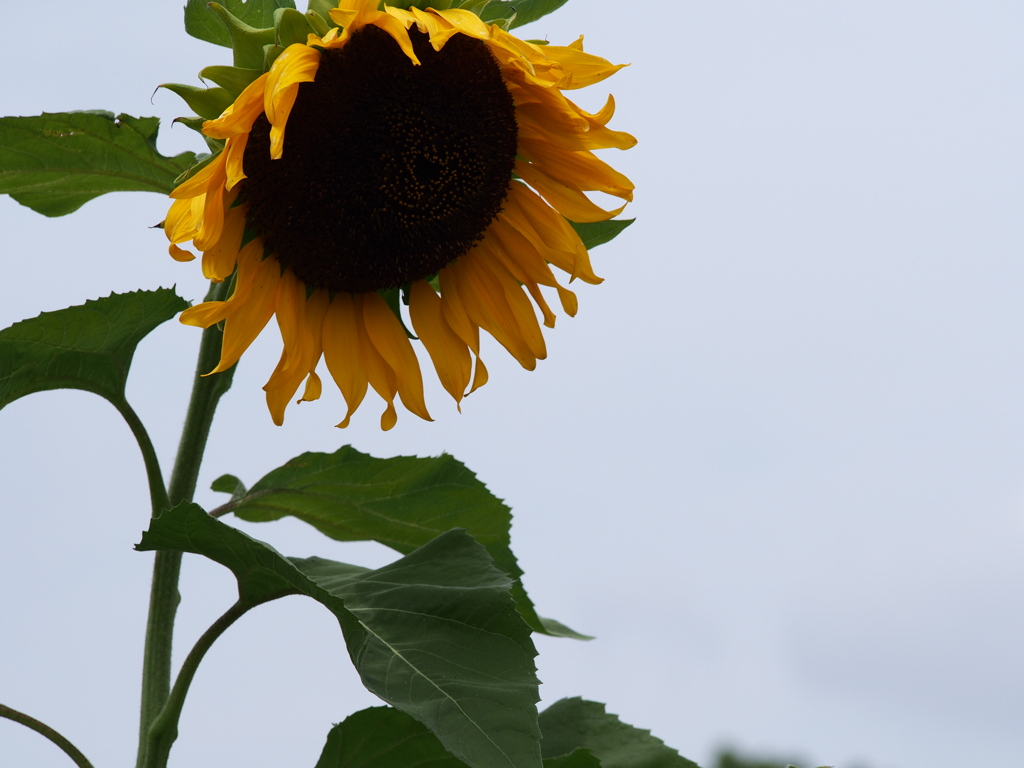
[136,282,235,768]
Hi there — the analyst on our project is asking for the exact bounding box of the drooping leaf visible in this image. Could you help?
[539,698,700,768]
[184,0,294,49]
[314,707,600,768]
[0,112,197,216]
[138,503,542,768]
[216,446,587,639]
[569,219,634,251]
[0,289,189,411]
[481,0,570,29]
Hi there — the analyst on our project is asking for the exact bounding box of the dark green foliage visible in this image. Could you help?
[216,446,587,638]
[138,503,542,768]
[0,112,196,216]
[540,698,700,768]
[0,289,188,410]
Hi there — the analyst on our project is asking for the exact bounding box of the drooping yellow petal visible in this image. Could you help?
[540,40,628,90]
[223,133,250,190]
[353,294,401,430]
[432,8,492,40]
[202,73,270,139]
[263,272,329,425]
[518,135,634,201]
[202,191,245,281]
[361,292,432,422]
[322,292,370,429]
[450,247,546,369]
[502,182,602,285]
[515,159,626,223]
[265,43,322,159]
[213,254,283,373]
[409,280,472,407]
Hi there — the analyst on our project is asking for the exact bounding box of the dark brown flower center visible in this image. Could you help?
[239,24,518,294]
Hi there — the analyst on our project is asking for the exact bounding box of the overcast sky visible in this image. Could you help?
[2,2,1023,767]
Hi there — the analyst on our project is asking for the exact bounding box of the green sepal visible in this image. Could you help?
[539,698,700,768]
[305,9,330,37]
[0,112,196,216]
[264,43,288,70]
[206,2,278,70]
[185,0,294,52]
[158,83,235,121]
[569,218,635,250]
[200,65,263,96]
[274,7,316,47]
[138,503,542,768]
[211,445,590,639]
[0,289,189,412]
[306,0,337,25]
[481,0,570,29]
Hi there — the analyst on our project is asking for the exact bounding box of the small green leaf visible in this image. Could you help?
[481,0,570,28]
[570,219,634,251]
[218,446,587,638]
[138,504,542,768]
[211,474,248,501]
[0,289,189,411]
[184,0,295,49]
[314,707,599,768]
[0,112,196,216]
[539,698,700,768]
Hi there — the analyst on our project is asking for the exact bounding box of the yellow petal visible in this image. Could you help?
[169,244,196,262]
[362,292,431,422]
[503,182,602,284]
[169,152,226,200]
[202,73,270,139]
[540,42,628,90]
[265,44,322,159]
[518,135,634,201]
[515,159,626,223]
[409,280,471,406]
[214,254,282,373]
[322,293,369,429]
[263,272,328,425]
[201,192,245,281]
[433,8,491,40]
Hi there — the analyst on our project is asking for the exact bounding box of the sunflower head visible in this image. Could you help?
[163,0,635,430]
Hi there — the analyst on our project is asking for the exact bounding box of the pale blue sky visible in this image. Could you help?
[2,2,1023,767]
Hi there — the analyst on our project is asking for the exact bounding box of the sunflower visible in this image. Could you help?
[165,0,635,430]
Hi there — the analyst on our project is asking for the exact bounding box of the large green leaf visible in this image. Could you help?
[315,707,599,768]
[570,219,635,251]
[481,0,570,28]
[0,289,189,411]
[138,503,542,768]
[214,446,587,639]
[0,112,196,216]
[184,0,294,48]
[539,698,700,768]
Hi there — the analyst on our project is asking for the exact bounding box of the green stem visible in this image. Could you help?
[0,703,96,768]
[143,601,253,767]
[136,281,235,768]
[115,398,170,518]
